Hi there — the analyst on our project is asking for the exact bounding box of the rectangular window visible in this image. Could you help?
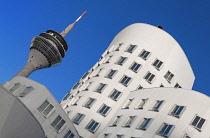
[71,96,82,106]
[164,71,174,82]
[63,93,71,100]
[120,75,132,86]
[122,99,133,109]
[73,113,85,124]
[123,116,136,127]
[115,43,123,51]
[86,120,100,133]
[98,104,111,116]
[72,82,80,89]
[135,99,148,109]
[51,115,66,132]
[37,100,54,117]
[139,49,151,60]
[129,62,141,73]
[110,115,122,127]
[152,59,163,70]
[82,72,89,79]
[116,57,127,65]
[152,100,164,111]
[137,118,153,130]
[63,130,75,138]
[94,68,103,77]
[106,69,117,79]
[18,86,34,97]
[104,56,113,63]
[170,105,185,118]
[158,123,174,137]
[83,82,92,91]
[95,83,107,93]
[9,83,21,92]
[174,83,182,88]
[144,72,155,84]
[191,115,205,130]
[126,45,137,53]
[109,89,122,101]
[84,98,96,108]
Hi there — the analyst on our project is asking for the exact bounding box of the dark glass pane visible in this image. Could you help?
[51,116,62,127]
[153,60,159,66]
[191,116,200,126]
[197,118,205,129]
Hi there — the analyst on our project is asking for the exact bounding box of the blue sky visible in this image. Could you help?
[0,1,210,101]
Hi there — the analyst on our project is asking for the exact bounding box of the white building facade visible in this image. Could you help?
[60,23,196,138]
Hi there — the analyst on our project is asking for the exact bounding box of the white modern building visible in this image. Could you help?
[0,14,209,138]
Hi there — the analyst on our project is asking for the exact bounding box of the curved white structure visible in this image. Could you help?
[60,23,195,138]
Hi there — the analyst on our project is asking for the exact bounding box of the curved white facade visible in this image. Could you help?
[98,88,210,138]
[60,23,195,138]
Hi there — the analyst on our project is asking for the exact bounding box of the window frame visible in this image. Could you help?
[105,69,117,79]
[110,115,122,127]
[18,86,34,97]
[109,89,122,101]
[37,100,55,118]
[63,130,75,138]
[129,62,142,73]
[119,75,132,86]
[169,105,186,118]
[116,56,127,65]
[95,83,107,93]
[137,118,153,130]
[135,98,148,109]
[122,98,134,109]
[86,119,100,133]
[83,97,96,108]
[125,44,137,53]
[151,100,165,112]
[164,71,174,83]
[152,59,163,70]
[51,115,66,133]
[157,123,175,137]
[190,115,206,131]
[123,116,136,127]
[73,113,85,125]
[71,96,82,106]
[98,104,111,116]
[144,72,156,84]
[139,49,151,60]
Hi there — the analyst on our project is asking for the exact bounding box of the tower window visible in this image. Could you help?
[98,104,111,116]
[129,62,142,73]
[83,82,92,91]
[109,89,122,101]
[110,115,122,127]
[115,43,123,51]
[152,59,163,70]
[122,99,133,109]
[152,100,164,111]
[72,82,80,89]
[73,113,85,124]
[170,105,185,118]
[157,123,174,137]
[126,45,137,53]
[135,98,148,109]
[191,115,205,130]
[71,96,82,106]
[94,68,103,77]
[106,69,117,79]
[123,116,136,127]
[119,75,132,86]
[144,72,155,84]
[139,49,151,60]
[63,93,71,100]
[9,83,21,92]
[18,86,34,97]
[37,100,54,117]
[86,120,100,133]
[51,115,66,132]
[137,118,153,130]
[116,57,127,65]
[82,72,89,79]
[104,56,113,63]
[84,98,96,108]
[164,71,174,82]
[63,130,75,138]
[95,83,107,93]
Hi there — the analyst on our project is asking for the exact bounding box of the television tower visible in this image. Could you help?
[14,11,87,77]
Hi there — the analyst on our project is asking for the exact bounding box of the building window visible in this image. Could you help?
[110,115,122,127]
[9,83,21,92]
[18,86,34,97]
[122,99,133,109]
[136,85,143,90]
[115,43,123,51]
[37,100,54,117]
[164,71,174,82]
[174,83,182,88]
[116,57,127,65]
[98,104,111,116]
[119,75,132,86]
[95,83,107,93]
[152,59,163,70]
[191,115,205,130]
[129,62,141,73]
[106,69,117,79]
[123,116,136,127]
[116,134,125,138]
[104,56,113,63]
[135,99,148,109]
[63,130,75,138]
[82,72,89,79]
[109,89,122,101]
[144,72,155,84]
[170,105,186,118]
[183,134,191,138]
[137,118,153,130]
[86,119,100,133]
[157,123,175,137]
[83,82,92,91]
[63,93,71,100]
[152,100,164,111]
[126,45,137,53]
[84,98,96,108]
[71,96,82,106]
[72,82,80,89]
[94,68,103,77]
[51,115,66,132]
[139,49,151,60]
[73,113,85,124]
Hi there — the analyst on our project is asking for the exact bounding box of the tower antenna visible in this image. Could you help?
[60,11,87,37]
